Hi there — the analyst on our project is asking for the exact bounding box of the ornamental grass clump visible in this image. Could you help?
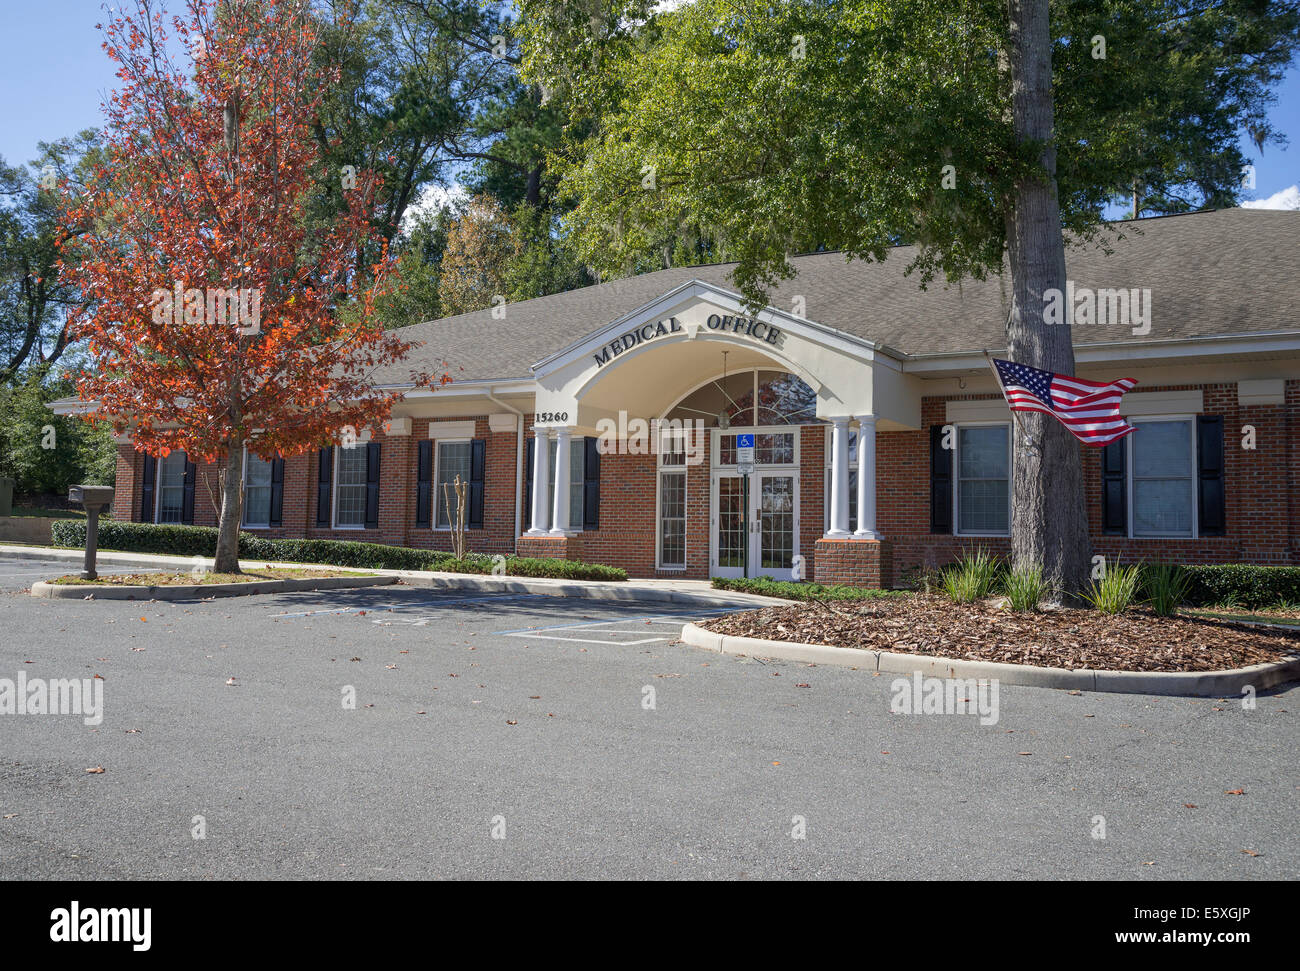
[1142,562,1191,617]
[940,549,1002,604]
[1003,564,1048,612]
[1083,560,1142,615]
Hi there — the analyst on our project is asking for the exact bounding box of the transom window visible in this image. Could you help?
[334,445,368,528]
[1131,419,1195,537]
[956,424,1010,535]
[718,431,796,466]
[667,369,818,428]
[243,451,273,527]
[156,450,187,524]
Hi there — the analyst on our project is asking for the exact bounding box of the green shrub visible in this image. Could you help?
[1003,564,1047,612]
[710,576,906,600]
[1141,563,1191,617]
[1181,564,1300,610]
[1083,561,1141,614]
[49,519,625,580]
[940,549,1003,604]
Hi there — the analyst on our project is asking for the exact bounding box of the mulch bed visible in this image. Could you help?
[699,594,1300,673]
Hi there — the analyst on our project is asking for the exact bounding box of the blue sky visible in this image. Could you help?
[2,0,1297,208]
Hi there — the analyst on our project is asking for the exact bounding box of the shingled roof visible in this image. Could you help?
[375,207,1300,385]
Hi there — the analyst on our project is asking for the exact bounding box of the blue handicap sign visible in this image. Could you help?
[736,434,754,447]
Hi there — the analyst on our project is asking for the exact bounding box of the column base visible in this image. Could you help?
[813,538,893,589]
[517,533,584,561]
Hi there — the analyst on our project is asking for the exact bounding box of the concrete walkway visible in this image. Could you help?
[0,543,781,609]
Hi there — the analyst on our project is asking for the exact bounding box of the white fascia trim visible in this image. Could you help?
[48,398,101,416]
[529,279,899,376]
[903,331,1300,374]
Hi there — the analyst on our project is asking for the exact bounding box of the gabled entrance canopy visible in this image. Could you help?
[527,280,919,435]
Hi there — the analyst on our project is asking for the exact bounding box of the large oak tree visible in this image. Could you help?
[519,0,1300,598]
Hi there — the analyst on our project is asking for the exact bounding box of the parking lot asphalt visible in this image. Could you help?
[1,555,1297,880]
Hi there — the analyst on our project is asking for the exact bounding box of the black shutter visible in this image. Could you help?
[181,455,196,524]
[929,425,952,534]
[523,437,535,530]
[1197,415,1226,536]
[365,442,381,529]
[269,456,285,527]
[468,439,486,529]
[582,436,601,530]
[316,446,333,526]
[1100,437,1127,535]
[416,440,433,528]
[140,453,156,523]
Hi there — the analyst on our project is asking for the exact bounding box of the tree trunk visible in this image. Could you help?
[1004,0,1091,601]
[213,440,244,573]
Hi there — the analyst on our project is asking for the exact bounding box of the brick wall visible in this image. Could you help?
[108,379,1299,584]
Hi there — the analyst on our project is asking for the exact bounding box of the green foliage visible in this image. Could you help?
[1141,563,1192,617]
[710,576,907,600]
[0,375,115,497]
[1182,565,1300,611]
[519,0,1300,306]
[48,520,626,580]
[939,549,1003,604]
[1003,564,1048,612]
[1082,561,1142,614]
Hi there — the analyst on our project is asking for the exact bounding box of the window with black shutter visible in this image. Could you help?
[1100,437,1126,535]
[269,457,284,527]
[316,446,333,526]
[523,437,535,530]
[1197,415,1226,536]
[582,436,601,530]
[365,442,381,529]
[929,425,952,534]
[416,440,432,528]
[469,439,486,529]
[140,453,156,523]
[181,457,196,524]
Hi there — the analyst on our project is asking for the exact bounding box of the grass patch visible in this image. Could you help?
[7,506,85,519]
[711,576,910,601]
[52,567,376,586]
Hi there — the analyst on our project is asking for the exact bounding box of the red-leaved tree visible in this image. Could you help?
[62,0,436,571]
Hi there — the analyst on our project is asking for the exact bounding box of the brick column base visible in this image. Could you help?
[516,534,584,561]
[813,538,893,588]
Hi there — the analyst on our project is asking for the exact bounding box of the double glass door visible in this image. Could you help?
[712,471,799,580]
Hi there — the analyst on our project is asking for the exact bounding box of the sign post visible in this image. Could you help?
[736,435,755,578]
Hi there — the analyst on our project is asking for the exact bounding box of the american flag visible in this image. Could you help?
[993,358,1138,446]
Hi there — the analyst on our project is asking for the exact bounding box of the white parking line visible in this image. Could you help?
[507,633,669,645]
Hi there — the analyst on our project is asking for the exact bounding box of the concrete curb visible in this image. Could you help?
[31,574,397,601]
[679,623,1300,697]
[2,543,780,610]
[396,572,782,609]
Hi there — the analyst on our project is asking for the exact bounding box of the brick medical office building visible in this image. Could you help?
[85,208,1300,587]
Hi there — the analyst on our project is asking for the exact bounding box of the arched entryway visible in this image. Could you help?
[663,369,820,580]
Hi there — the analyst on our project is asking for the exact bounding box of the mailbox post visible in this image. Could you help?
[69,485,115,581]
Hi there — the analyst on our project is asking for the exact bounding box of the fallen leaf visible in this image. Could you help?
[85,766,105,774]
[1225,789,1246,795]
[1184,803,1197,809]
[1241,849,1261,857]
[506,720,517,725]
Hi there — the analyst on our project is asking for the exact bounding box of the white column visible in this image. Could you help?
[551,427,572,535]
[853,415,880,539]
[527,426,551,535]
[827,416,851,537]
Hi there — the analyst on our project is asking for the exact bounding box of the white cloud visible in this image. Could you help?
[1241,184,1300,211]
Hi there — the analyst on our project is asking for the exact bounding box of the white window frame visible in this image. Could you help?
[656,436,688,570]
[241,445,273,530]
[1126,415,1198,540]
[332,443,369,530]
[432,438,473,531]
[953,421,1012,538]
[155,450,187,524]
